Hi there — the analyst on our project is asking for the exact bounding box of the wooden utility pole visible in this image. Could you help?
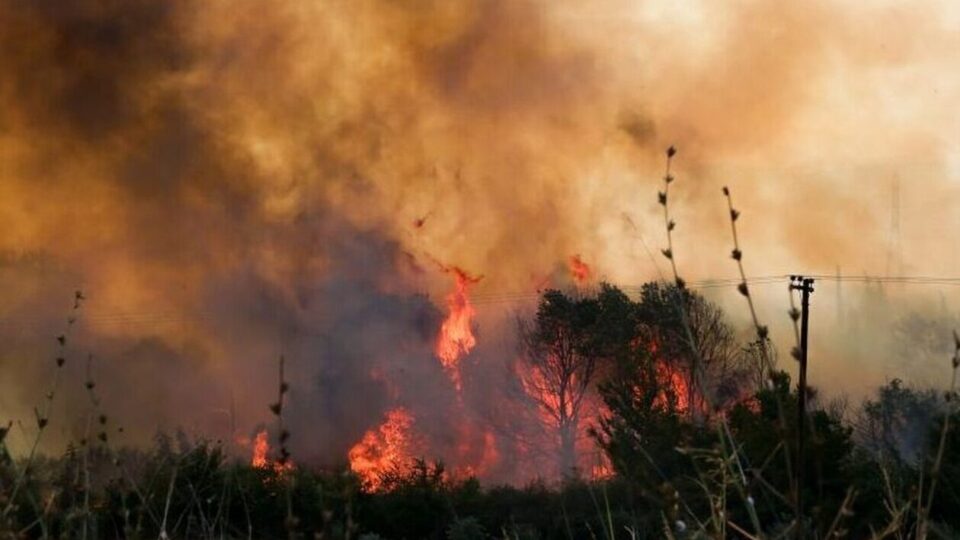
[790,275,814,538]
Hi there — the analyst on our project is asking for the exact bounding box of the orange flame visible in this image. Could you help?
[435,267,481,391]
[654,362,690,412]
[249,429,294,473]
[251,430,269,468]
[588,451,614,480]
[568,255,591,284]
[348,407,416,491]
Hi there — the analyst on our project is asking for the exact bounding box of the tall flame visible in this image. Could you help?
[251,430,269,468]
[348,407,416,491]
[435,267,481,391]
[568,255,591,285]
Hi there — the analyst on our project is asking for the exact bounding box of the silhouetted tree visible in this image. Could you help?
[634,282,756,414]
[516,285,637,476]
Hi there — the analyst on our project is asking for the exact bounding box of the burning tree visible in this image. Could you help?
[596,283,763,489]
[516,285,637,477]
[634,282,755,414]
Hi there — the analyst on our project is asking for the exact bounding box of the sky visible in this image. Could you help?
[0,0,958,468]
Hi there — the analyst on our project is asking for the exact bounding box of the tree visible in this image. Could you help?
[634,282,755,415]
[516,285,636,477]
[854,378,941,467]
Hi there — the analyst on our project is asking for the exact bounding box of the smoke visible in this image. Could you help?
[1,0,959,475]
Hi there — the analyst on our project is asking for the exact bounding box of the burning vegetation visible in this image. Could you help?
[348,407,418,491]
[1,0,959,535]
[249,429,294,474]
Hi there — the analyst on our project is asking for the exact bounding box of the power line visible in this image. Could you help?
[0,274,957,330]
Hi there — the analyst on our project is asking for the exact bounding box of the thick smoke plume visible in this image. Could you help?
[1,0,959,479]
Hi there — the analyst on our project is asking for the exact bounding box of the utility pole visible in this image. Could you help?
[789,275,814,538]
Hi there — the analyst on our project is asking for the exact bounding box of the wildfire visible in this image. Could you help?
[251,430,269,468]
[588,451,615,480]
[348,407,417,491]
[654,362,691,413]
[451,425,501,480]
[435,267,482,391]
[519,363,575,421]
[646,338,692,413]
[249,429,293,474]
[568,255,591,284]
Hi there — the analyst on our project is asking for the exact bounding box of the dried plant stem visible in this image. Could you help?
[916,335,959,538]
[722,188,769,352]
[722,186,803,532]
[269,354,296,539]
[656,147,708,419]
[158,459,180,540]
[3,292,84,522]
[655,148,764,538]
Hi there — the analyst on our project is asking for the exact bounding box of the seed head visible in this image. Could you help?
[737,282,749,297]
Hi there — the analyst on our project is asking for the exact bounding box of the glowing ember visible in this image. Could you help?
[435,267,482,391]
[568,255,591,284]
[348,407,417,491]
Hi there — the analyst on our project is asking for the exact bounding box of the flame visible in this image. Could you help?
[518,358,609,478]
[588,451,614,480]
[568,255,591,284]
[645,338,692,413]
[251,430,269,468]
[435,267,482,391]
[450,424,501,480]
[519,362,577,421]
[654,362,690,413]
[249,429,294,474]
[348,407,416,491]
